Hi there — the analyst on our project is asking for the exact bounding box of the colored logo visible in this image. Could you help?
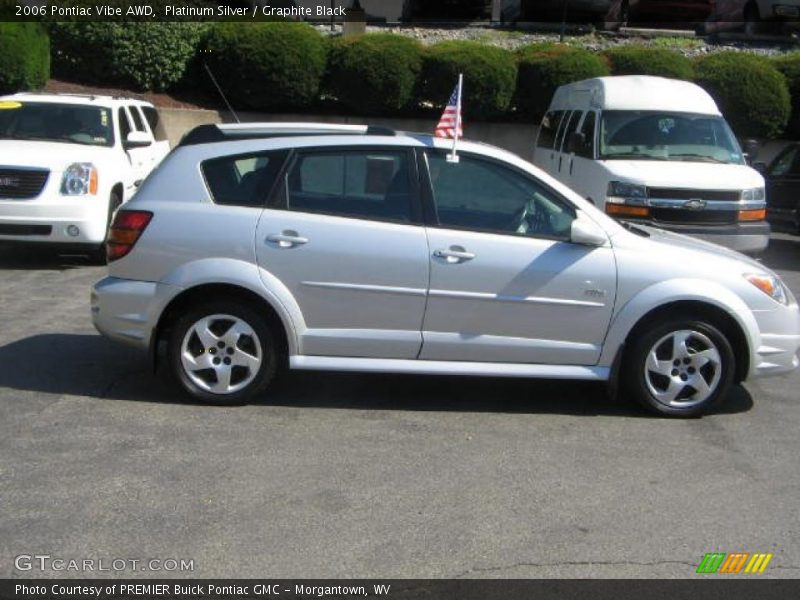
[697,552,773,574]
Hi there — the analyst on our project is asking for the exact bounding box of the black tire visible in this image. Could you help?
[622,317,736,417]
[166,301,279,404]
[88,189,122,265]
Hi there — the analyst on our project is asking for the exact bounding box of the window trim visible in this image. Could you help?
[201,149,290,208]
[420,149,577,243]
[267,145,424,226]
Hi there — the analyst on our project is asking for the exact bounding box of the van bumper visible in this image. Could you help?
[640,220,770,255]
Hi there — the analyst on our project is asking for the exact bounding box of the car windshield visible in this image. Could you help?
[0,101,114,147]
[599,110,744,164]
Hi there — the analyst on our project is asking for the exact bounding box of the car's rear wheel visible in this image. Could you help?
[167,302,278,404]
[623,318,735,417]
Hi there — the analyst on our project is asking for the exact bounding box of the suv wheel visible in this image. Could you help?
[89,189,122,264]
[167,302,278,404]
[623,318,735,417]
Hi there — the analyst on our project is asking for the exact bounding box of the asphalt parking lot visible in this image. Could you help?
[0,233,798,579]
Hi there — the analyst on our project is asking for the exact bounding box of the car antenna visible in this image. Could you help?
[203,61,240,124]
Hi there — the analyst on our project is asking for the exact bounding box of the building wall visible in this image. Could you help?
[159,108,539,161]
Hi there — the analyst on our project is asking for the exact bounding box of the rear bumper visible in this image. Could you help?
[91,276,178,351]
[639,220,770,255]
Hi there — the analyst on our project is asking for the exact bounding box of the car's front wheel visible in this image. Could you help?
[623,318,736,417]
[167,302,278,404]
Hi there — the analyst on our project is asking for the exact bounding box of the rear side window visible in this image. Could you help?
[285,149,413,223]
[117,108,131,141]
[537,110,564,150]
[557,111,582,152]
[202,151,287,207]
[128,106,145,132]
[575,111,596,159]
[142,106,168,142]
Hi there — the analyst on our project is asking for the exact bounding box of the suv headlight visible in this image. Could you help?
[61,163,98,196]
[607,181,648,205]
[740,187,765,202]
[744,273,789,305]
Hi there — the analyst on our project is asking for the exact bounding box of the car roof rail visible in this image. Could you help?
[178,122,398,147]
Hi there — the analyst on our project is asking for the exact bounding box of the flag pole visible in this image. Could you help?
[447,73,463,164]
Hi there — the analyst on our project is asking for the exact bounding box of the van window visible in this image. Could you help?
[575,111,596,159]
[599,110,744,164]
[556,111,581,152]
[537,110,564,150]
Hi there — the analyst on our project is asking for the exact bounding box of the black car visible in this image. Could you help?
[758,143,800,233]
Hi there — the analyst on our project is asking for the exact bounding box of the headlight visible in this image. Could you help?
[744,273,788,305]
[61,163,98,196]
[607,181,648,205]
[740,187,765,202]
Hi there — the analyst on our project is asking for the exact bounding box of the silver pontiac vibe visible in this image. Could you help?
[91,123,800,417]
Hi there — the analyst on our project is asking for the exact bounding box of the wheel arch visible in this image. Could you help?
[620,300,751,383]
[152,283,292,372]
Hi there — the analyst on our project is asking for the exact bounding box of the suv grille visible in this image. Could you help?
[0,168,50,199]
[647,188,740,202]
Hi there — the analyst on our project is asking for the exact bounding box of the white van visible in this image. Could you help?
[533,76,769,254]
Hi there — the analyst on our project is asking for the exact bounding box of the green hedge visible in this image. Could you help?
[418,41,517,119]
[49,22,208,92]
[326,34,423,115]
[603,46,693,80]
[695,52,790,139]
[515,44,609,120]
[205,22,327,111]
[772,52,800,138]
[0,23,49,94]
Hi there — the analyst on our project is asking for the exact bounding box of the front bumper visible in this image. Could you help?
[91,276,178,351]
[0,192,109,246]
[634,220,770,255]
[748,301,800,379]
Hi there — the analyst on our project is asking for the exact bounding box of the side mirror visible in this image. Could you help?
[743,139,760,158]
[123,131,152,150]
[567,131,586,154]
[752,161,768,175]
[570,216,608,247]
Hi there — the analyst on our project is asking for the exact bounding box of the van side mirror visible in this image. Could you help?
[567,131,586,154]
[743,139,760,157]
[570,216,607,247]
[124,131,152,150]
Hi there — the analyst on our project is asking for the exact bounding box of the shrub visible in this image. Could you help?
[204,22,328,111]
[603,46,693,80]
[695,52,790,139]
[0,23,49,94]
[49,22,208,92]
[326,34,423,115]
[418,41,517,119]
[772,52,800,138]
[515,44,609,120]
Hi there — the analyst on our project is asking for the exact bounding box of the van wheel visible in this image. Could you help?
[167,302,278,404]
[622,318,735,417]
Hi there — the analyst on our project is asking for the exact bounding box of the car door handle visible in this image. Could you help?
[266,231,308,248]
[434,247,475,263]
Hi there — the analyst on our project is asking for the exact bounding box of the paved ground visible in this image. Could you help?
[0,233,798,579]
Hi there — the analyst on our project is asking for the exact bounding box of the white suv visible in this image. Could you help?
[0,93,170,258]
[91,123,800,417]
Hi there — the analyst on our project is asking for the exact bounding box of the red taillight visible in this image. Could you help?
[107,210,152,262]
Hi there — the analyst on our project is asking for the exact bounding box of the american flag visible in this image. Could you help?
[434,82,463,139]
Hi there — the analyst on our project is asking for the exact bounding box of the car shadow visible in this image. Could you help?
[0,333,754,418]
[760,234,800,273]
[0,245,99,271]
